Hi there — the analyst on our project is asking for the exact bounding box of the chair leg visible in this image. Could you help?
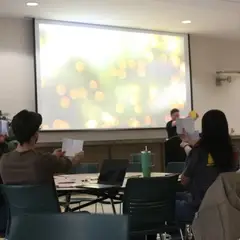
[100,203,104,213]
[184,225,194,240]
[179,228,184,240]
[95,203,98,213]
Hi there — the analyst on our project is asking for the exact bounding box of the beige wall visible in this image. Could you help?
[1,18,240,142]
[191,35,240,133]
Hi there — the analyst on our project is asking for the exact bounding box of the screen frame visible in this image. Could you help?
[33,18,193,132]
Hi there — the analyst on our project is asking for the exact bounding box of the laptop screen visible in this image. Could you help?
[98,159,129,185]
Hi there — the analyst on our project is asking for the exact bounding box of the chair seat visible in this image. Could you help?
[69,197,96,204]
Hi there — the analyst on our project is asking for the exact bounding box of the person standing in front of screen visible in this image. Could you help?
[166,108,180,139]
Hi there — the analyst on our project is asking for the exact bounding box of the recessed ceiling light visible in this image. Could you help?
[181,20,191,24]
[26,2,38,6]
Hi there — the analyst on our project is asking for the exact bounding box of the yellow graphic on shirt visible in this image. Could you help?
[207,154,215,167]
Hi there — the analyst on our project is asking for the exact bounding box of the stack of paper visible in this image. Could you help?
[62,138,84,157]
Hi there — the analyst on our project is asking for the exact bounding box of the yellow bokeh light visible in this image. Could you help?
[110,68,118,77]
[170,56,181,67]
[41,124,49,130]
[53,119,70,129]
[171,102,184,109]
[130,96,138,105]
[101,112,115,125]
[134,105,142,114]
[128,60,136,69]
[167,37,181,53]
[56,84,66,96]
[75,61,85,72]
[128,118,140,128]
[77,88,88,99]
[95,91,104,101]
[85,120,98,129]
[60,96,70,108]
[89,80,98,89]
[180,62,186,73]
[151,37,158,47]
[116,103,124,113]
[118,60,127,69]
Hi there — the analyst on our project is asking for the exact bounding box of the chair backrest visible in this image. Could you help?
[9,213,128,240]
[127,162,142,172]
[164,136,186,166]
[1,184,61,219]
[166,162,185,173]
[123,175,179,233]
[74,163,99,174]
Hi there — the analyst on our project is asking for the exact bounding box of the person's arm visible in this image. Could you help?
[44,153,72,174]
[180,142,192,156]
[43,150,84,174]
[171,121,176,127]
[181,147,200,186]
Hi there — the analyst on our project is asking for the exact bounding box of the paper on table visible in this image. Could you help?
[176,118,195,134]
[62,138,84,157]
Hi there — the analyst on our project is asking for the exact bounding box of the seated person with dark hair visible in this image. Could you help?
[0,110,83,184]
[166,108,180,139]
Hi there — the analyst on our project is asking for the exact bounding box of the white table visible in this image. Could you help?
[55,172,172,213]
[55,172,169,191]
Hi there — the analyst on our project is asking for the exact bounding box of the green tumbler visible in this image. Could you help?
[141,146,152,177]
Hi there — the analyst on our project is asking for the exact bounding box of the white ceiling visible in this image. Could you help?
[1,0,240,38]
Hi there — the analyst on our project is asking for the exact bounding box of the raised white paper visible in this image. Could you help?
[176,117,195,135]
[0,120,8,135]
[62,138,84,157]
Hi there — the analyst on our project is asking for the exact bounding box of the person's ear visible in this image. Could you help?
[32,132,39,143]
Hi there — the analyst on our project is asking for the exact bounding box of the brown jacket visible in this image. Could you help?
[0,150,72,184]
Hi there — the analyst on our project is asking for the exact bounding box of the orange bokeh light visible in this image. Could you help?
[89,80,98,89]
[95,91,104,101]
[60,96,70,108]
[53,119,70,129]
[69,89,78,99]
[144,116,152,125]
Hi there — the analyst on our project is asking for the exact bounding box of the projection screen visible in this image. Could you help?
[34,20,192,130]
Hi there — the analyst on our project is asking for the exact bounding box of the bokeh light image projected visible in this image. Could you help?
[35,21,191,130]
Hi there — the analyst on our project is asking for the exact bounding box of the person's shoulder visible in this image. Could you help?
[35,151,54,160]
[166,120,172,127]
[0,151,17,169]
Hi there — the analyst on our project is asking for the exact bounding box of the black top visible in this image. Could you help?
[184,146,231,210]
[166,120,177,139]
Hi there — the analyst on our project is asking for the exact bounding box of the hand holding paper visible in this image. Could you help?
[176,118,195,135]
[62,138,84,157]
